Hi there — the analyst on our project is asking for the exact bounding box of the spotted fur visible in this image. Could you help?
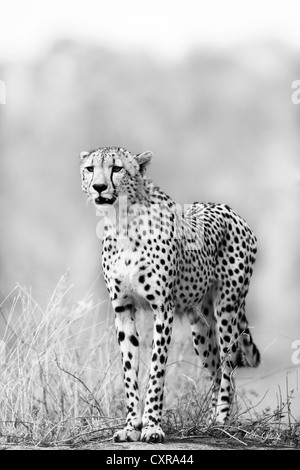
[80,146,260,443]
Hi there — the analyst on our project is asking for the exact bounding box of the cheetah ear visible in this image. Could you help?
[80,151,90,162]
[135,151,153,176]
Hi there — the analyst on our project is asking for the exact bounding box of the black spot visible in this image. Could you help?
[221,395,230,403]
[118,331,125,343]
[115,304,132,313]
[130,335,139,347]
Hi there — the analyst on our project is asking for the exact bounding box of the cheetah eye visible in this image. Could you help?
[85,166,94,173]
[112,166,123,173]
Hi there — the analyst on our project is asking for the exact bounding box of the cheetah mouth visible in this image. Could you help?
[95,194,116,205]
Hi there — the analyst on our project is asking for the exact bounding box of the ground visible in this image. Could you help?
[0,436,296,450]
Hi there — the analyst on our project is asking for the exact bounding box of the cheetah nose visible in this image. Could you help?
[93,184,108,195]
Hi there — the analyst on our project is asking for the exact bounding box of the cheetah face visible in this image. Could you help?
[80,147,152,207]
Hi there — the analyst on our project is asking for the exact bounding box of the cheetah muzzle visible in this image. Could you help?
[80,146,261,443]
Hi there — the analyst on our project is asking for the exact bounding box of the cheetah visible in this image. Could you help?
[80,146,260,443]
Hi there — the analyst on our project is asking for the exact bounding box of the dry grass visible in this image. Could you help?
[0,276,299,448]
[0,274,122,446]
[163,381,300,447]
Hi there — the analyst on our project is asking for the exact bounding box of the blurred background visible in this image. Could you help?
[0,0,300,418]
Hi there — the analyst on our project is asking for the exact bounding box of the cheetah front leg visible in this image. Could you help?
[141,302,174,443]
[113,302,142,442]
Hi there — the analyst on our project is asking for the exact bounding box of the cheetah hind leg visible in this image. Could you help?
[188,298,221,423]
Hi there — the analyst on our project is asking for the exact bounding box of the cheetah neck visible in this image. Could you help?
[102,178,176,239]
[130,178,173,206]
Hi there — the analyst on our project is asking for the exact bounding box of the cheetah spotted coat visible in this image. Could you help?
[80,147,260,443]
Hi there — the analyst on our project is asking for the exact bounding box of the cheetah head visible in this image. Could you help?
[80,147,152,206]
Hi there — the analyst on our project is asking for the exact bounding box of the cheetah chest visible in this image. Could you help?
[102,238,161,304]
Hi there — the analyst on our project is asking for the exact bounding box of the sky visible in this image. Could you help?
[1,0,300,61]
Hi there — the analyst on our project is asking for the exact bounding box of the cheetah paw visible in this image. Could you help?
[113,427,141,442]
[141,426,165,443]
